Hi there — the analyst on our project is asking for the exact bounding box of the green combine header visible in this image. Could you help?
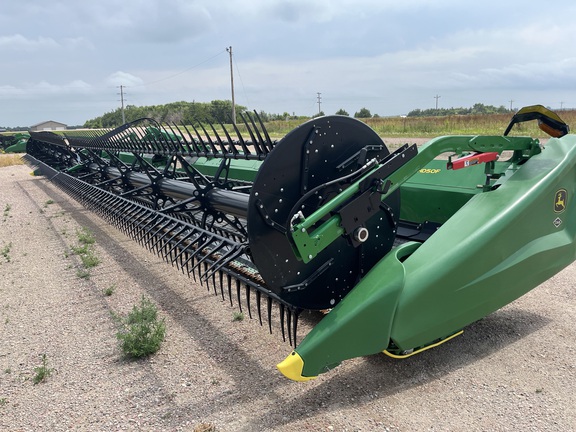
[22,106,575,381]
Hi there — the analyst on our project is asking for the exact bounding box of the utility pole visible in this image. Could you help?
[560,101,565,110]
[118,85,126,124]
[509,99,514,112]
[434,94,441,110]
[226,46,236,125]
[317,92,322,115]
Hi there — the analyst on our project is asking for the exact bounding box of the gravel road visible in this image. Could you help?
[1,161,575,431]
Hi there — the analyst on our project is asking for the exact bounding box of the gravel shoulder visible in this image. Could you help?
[1,162,575,431]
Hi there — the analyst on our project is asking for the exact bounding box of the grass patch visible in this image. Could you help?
[0,154,24,168]
[76,227,96,245]
[3,203,11,221]
[116,296,166,359]
[80,251,100,268]
[33,354,53,384]
[1,242,12,263]
[232,311,244,322]
[70,227,100,278]
[103,285,116,296]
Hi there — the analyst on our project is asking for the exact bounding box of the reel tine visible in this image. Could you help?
[188,123,210,154]
[197,121,218,154]
[218,270,225,301]
[245,284,252,319]
[279,303,286,342]
[247,112,267,155]
[227,273,233,307]
[292,310,299,346]
[254,110,274,152]
[208,122,228,155]
[267,297,273,334]
[256,290,263,326]
[211,269,217,295]
[217,119,239,156]
[239,111,263,156]
[190,236,220,274]
[286,308,292,345]
[236,278,242,313]
[201,245,245,282]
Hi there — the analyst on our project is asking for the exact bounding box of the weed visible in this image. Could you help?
[116,296,166,359]
[44,199,54,207]
[69,227,100,277]
[103,285,116,296]
[0,398,7,407]
[232,311,244,322]
[1,243,12,262]
[70,244,89,255]
[4,368,11,374]
[33,354,53,384]
[76,227,96,245]
[80,251,100,268]
[2,204,11,221]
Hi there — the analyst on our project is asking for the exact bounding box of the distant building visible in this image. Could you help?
[30,121,67,132]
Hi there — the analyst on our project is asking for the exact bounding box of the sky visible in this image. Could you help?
[1,0,576,127]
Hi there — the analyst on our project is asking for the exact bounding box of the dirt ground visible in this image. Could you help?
[0,161,575,431]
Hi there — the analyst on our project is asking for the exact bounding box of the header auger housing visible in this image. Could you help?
[24,105,576,381]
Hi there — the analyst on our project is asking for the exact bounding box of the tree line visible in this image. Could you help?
[407,103,510,117]
[80,101,513,128]
[82,100,384,128]
[83,100,247,128]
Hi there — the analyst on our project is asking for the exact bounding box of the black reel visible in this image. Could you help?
[247,116,400,310]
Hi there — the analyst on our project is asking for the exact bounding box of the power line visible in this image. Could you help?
[131,49,227,88]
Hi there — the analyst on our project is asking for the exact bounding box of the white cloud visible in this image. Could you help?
[0,34,59,51]
[2,0,576,126]
[106,72,145,88]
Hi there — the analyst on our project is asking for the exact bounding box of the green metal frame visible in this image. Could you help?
[289,135,540,263]
[279,132,576,381]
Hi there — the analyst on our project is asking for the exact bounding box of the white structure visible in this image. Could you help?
[30,121,67,132]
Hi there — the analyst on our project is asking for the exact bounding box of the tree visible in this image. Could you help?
[354,108,372,118]
[335,109,349,116]
[83,100,247,128]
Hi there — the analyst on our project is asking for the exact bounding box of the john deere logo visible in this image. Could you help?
[554,189,567,213]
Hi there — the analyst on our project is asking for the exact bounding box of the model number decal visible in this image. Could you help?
[419,168,441,174]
